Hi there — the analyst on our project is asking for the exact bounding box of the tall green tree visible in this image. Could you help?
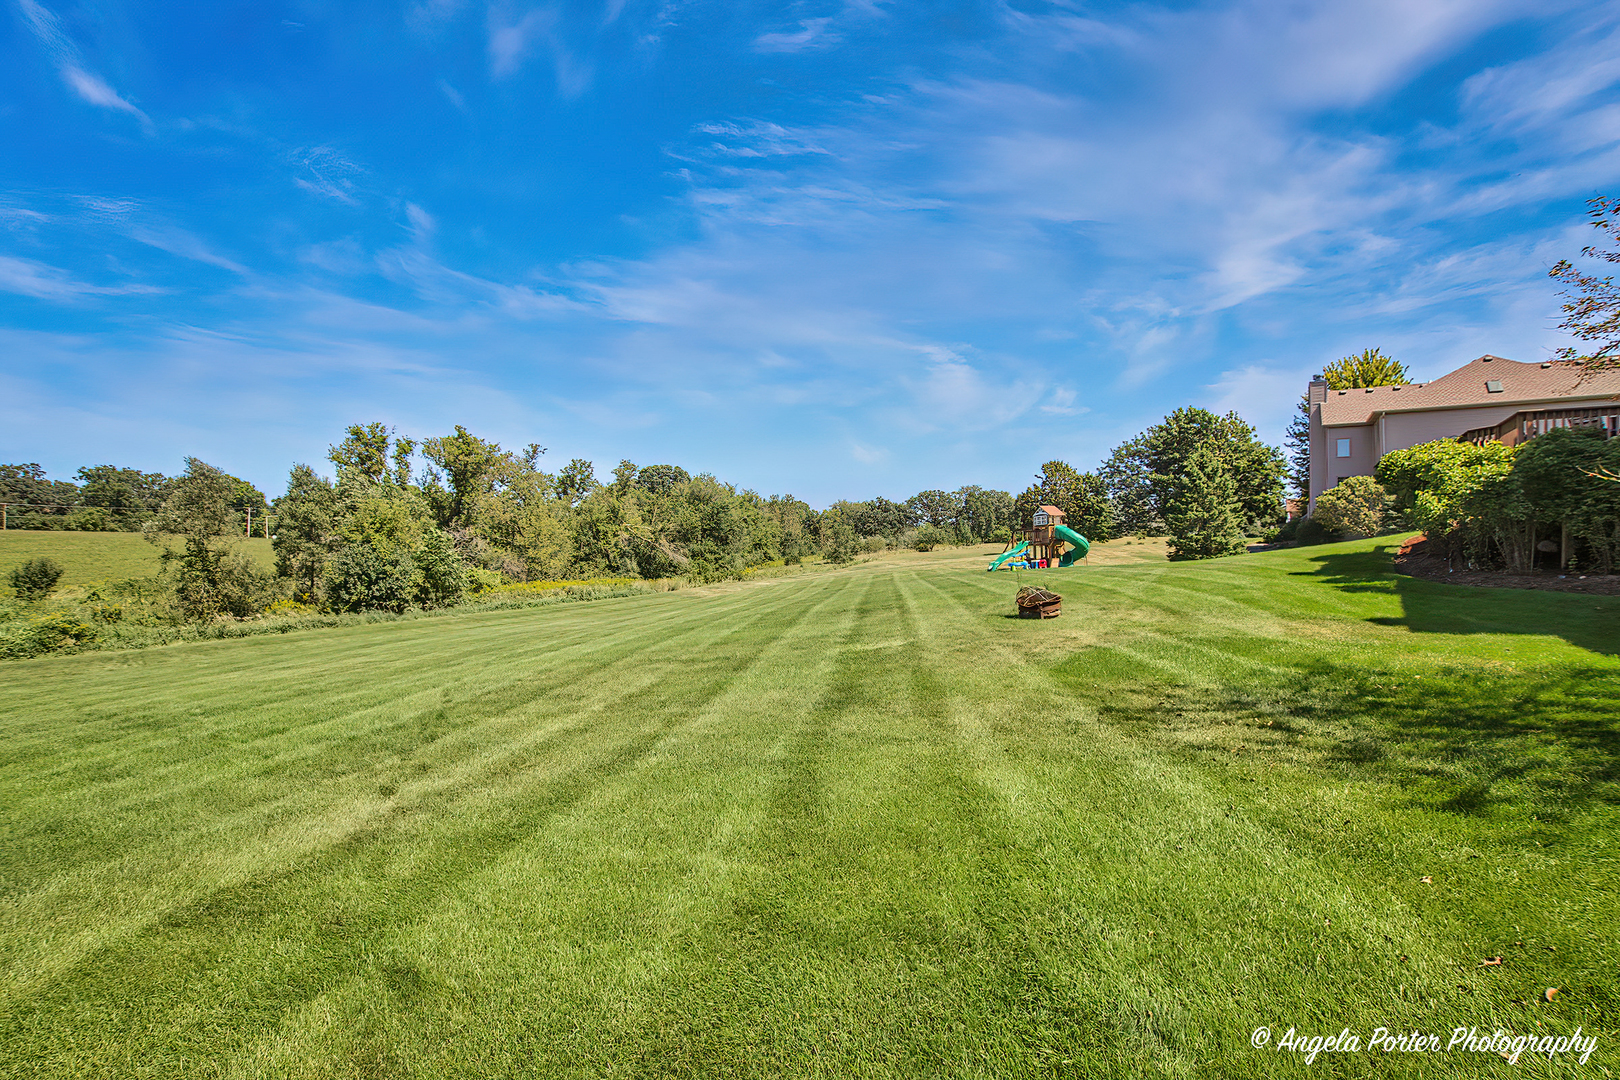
[1105,408,1284,533]
[272,465,337,602]
[1036,460,1114,542]
[75,465,170,529]
[328,423,395,483]
[1321,348,1408,390]
[146,458,275,619]
[0,463,79,528]
[1165,448,1248,560]
[420,425,508,527]
[906,489,958,529]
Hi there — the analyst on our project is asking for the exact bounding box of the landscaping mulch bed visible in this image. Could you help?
[1394,535,1620,595]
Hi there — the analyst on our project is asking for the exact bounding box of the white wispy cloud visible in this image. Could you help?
[0,254,160,300]
[754,18,838,53]
[293,146,366,205]
[14,0,151,127]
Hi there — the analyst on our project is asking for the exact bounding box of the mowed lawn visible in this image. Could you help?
[1,539,1615,1078]
[0,531,275,590]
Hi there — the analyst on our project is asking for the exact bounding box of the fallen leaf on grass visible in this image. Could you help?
[1480,957,1503,967]
[1544,988,1560,1003]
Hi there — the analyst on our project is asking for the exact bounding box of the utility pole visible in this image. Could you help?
[245,506,252,538]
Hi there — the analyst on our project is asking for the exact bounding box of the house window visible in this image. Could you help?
[1336,438,1351,458]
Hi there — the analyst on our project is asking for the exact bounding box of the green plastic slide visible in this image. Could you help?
[986,541,1029,571]
[1054,525,1090,566]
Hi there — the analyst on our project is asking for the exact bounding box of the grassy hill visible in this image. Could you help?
[0,530,275,590]
[1,538,1614,1076]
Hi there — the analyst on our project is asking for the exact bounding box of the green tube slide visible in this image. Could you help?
[986,541,1029,571]
[1055,525,1090,566]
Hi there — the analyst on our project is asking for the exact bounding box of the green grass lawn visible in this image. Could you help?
[1,538,1614,1077]
[0,531,275,591]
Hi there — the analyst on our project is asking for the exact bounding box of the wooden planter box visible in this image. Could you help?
[1015,587,1062,619]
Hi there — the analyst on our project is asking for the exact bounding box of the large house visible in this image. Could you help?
[1307,354,1620,511]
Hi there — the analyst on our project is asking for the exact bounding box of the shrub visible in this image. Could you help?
[914,523,948,551]
[325,542,419,613]
[0,611,98,658]
[1299,517,1345,545]
[820,522,859,565]
[1313,476,1387,537]
[685,557,741,585]
[8,557,64,600]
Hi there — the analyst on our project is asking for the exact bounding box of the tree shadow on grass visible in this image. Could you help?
[1300,543,1620,659]
[1062,649,1620,822]
[1057,543,1620,821]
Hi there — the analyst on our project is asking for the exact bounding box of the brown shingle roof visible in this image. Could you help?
[1318,355,1620,426]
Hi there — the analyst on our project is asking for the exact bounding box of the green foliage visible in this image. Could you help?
[1312,476,1387,538]
[820,520,858,564]
[272,465,337,603]
[147,459,279,620]
[1284,399,1310,503]
[1104,408,1284,536]
[1511,426,1620,571]
[1549,194,1620,368]
[0,609,98,658]
[913,523,947,551]
[556,459,598,507]
[8,557,64,600]
[637,464,690,495]
[1321,348,1409,390]
[1378,440,1533,569]
[1036,460,1114,542]
[75,465,170,530]
[324,541,420,613]
[1165,448,1248,560]
[906,490,955,529]
[956,486,1014,541]
[421,425,509,528]
[0,463,81,529]
[327,422,396,484]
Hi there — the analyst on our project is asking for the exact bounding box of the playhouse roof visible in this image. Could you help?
[1038,505,1064,519]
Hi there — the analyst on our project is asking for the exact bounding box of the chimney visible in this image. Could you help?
[1307,375,1328,405]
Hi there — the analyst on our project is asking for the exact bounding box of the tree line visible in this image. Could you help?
[5,407,1288,618]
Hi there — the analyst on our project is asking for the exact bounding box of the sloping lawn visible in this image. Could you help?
[0,531,275,592]
[1,538,1614,1077]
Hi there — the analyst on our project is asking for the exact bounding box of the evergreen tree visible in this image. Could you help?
[1165,448,1248,560]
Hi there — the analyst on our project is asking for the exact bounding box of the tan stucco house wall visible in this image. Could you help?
[1305,355,1620,511]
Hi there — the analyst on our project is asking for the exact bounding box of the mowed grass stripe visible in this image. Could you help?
[899,565,1596,1073]
[0,577,856,1016]
[1,542,1615,1078]
[3,573,887,1080]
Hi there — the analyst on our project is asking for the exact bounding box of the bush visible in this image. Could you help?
[64,506,118,531]
[1313,476,1387,538]
[914,523,948,551]
[0,611,98,658]
[820,522,859,565]
[1293,516,1342,546]
[325,542,419,613]
[8,557,64,600]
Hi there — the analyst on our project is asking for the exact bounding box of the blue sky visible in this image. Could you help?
[2,0,1617,504]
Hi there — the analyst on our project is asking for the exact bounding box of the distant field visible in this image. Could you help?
[1,538,1614,1076]
[0,531,274,590]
